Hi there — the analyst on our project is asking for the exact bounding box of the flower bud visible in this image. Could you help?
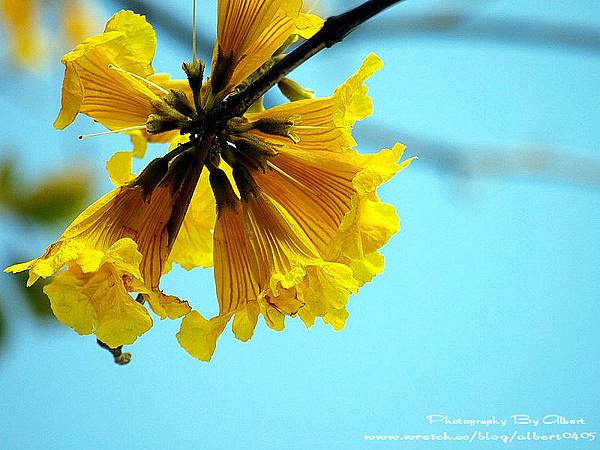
[278,77,315,102]
[165,90,196,119]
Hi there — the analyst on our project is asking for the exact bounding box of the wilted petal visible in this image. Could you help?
[43,239,153,347]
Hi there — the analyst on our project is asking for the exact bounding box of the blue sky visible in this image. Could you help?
[0,1,599,449]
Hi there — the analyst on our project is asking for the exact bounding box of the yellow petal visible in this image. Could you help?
[245,54,384,153]
[177,311,231,361]
[349,251,385,286]
[43,239,153,348]
[231,301,260,342]
[5,240,85,287]
[323,307,349,331]
[246,96,355,152]
[106,151,136,186]
[243,190,352,329]
[253,150,358,253]
[54,10,159,130]
[259,299,286,331]
[101,237,144,280]
[214,0,304,91]
[44,268,96,336]
[139,288,191,320]
[244,189,320,264]
[214,204,261,315]
[358,196,400,255]
[352,143,414,194]
[217,0,283,62]
[333,53,384,128]
[128,131,148,158]
[103,10,156,75]
[306,262,358,310]
[294,12,324,39]
[227,4,300,89]
[297,261,357,329]
[329,144,414,285]
[176,193,260,359]
[167,170,216,270]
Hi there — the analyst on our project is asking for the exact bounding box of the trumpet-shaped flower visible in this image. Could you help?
[54,10,162,131]
[176,54,414,361]
[210,0,323,96]
[6,0,412,362]
[5,151,200,346]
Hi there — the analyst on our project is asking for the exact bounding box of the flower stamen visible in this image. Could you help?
[192,0,198,62]
[78,125,146,140]
[108,64,170,95]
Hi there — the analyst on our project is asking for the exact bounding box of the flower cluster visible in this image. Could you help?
[6,0,413,362]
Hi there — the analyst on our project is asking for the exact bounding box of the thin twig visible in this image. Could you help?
[96,339,132,365]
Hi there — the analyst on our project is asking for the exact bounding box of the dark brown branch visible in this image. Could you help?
[207,0,407,126]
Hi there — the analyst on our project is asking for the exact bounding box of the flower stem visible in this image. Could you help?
[96,339,132,365]
[209,0,407,126]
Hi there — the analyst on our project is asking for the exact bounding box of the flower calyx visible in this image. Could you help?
[228,116,300,143]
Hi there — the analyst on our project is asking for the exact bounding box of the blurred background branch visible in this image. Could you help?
[352,12,600,54]
[362,125,600,189]
[107,1,600,57]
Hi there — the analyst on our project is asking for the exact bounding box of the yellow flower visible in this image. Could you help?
[42,239,153,348]
[54,10,161,131]
[7,1,412,362]
[177,54,414,361]
[5,151,199,346]
[210,0,323,97]
[0,0,97,68]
